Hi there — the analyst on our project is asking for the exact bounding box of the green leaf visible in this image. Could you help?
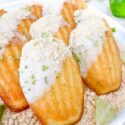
[95,98,117,125]
[0,104,6,122]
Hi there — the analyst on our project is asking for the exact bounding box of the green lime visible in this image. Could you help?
[110,0,125,17]
[95,98,117,125]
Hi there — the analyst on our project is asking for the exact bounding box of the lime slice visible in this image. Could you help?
[95,98,117,125]
[0,104,6,122]
[110,0,125,17]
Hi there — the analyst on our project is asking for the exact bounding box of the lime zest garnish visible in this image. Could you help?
[24,5,31,11]
[94,40,99,47]
[111,28,116,32]
[41,31,51,38]
[31,74,36,85]
[44,76,48,84]
[0,104,6,122]
[42,65,48,71]
[31,74,35,79]
[73,53,80,63]
[95,98,117,125]
[25,65,28,69]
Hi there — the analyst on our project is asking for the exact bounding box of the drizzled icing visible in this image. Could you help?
[70,9,107,77]
[30,15,67,39]
[19,36,71,103]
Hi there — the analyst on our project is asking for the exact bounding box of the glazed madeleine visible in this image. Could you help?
[85,26,122,95]
[0,37,27,111]
[0,4,42,112]
[19,37,84,125]
[70,9,122,95]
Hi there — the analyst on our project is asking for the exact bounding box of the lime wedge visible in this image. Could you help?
[110,0,125,17]
[0,104,6,122]
[95,98,117,125]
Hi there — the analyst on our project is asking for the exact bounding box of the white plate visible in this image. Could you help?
[0,1,125,125]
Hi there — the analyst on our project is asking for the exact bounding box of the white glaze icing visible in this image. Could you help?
[70,9,107,77]
[30,15,67,39]
[19,36,71,103]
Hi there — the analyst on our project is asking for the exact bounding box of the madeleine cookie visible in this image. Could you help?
[19,36,84,125]
[70,9,122,95]
[0,4,42,112]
